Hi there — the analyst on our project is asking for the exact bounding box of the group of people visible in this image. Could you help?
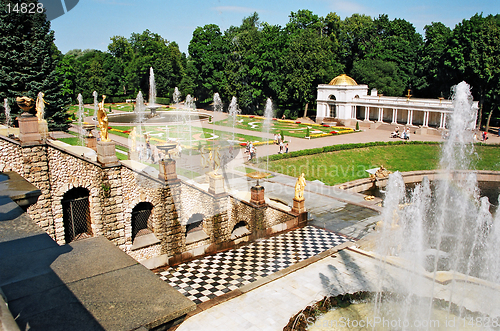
[245,141,256,160]
[273,133,289,154]
[390,126,411,140]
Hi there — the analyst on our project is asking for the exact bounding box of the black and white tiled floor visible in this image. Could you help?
[157,226,351,304]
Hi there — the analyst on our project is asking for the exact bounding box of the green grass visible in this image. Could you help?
[264,144,500,185]
[59,136,81,145]
[213,116,351,139]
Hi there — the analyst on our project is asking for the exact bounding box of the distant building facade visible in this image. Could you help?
[316,74,478,128]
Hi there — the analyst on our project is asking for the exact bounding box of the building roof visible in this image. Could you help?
[329,74,358,86]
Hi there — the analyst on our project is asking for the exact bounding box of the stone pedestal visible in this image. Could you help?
[208,172,225,195]
[292,198,306,214]
[97,141,119,166]
[250,185,265,205]
[38,119,49,140]
[18,114,41,143]
[86,136,97,150]
[159,158,177,181]
[128,150,138,161]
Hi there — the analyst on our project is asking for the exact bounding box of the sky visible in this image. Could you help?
[49,0,500,55]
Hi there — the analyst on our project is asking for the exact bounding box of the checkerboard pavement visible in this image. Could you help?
[157,226,352,304]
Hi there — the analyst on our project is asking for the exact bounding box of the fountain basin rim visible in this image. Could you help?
[336,169,500,193]
[106,110,210,124]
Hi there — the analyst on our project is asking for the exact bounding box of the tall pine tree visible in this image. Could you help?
[0,0,70,131]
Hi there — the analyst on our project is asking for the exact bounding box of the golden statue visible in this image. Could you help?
[35,92,49,121]
[129,127,137,151]
[200,145,209,168]
[16,96,34,113]
[294,173,306,200]
[97,95,110,142]
[210,146,221,175]
[369,165,392,180]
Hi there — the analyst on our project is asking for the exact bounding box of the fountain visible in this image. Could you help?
[372,81,499,323]
[133,91,145,161]
[185,94,195,111]
[77,93,84,146]
[263,98,274,172]
[92,91,98,118]
[228,96,240,144]
[173,87,181,105]
[147,67,160,116]
[3,98,11,136]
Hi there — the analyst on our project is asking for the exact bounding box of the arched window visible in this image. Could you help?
[185,213,204,236]
[328,95,337,118]
[62,187,91,243]
[131,202,154,241]
[185,213,209,244]
[230,221,250,240]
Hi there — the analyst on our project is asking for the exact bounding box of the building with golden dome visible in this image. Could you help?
[316,74,478,130]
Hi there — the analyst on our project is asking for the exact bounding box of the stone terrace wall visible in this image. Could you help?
[0,137,56,238]
[0,135,301,267]
[120,165,183,256]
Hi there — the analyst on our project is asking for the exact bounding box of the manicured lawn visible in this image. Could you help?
[263,144,500,185]
[213,115,353,139]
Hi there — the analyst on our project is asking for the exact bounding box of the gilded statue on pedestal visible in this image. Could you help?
[129,127,137,151]
[97,95,110,142]
[35,92,48,121]
[210,146,221,175]
[16,96,34,113]
[294,173,306,200]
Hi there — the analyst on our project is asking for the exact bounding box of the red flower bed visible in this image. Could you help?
[272,118,277,121]
[330,131,338,134]
[240,142,247,146]
[249,115,255,118]
[322,124,330,127]
[123,130,130,134]
[295,121,301,124]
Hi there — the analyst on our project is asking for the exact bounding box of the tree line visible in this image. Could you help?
[1,1,499,130]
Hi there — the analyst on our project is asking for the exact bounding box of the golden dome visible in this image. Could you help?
[329,74,358,86]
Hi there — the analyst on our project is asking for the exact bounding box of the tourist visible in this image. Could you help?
[248,145,255,160]
[390,126,399,138]
[282,114,285,120]
[279,141,284,154]
[285,143,289,153]
[405,128,410,140]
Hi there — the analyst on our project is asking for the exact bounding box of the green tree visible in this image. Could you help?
[280,10,343,115]
[351,59,405,96]
[414,22,453,98]
[222,13,264,113]
[447,14,500,129]
[188,24,228,105]
[0,0,71,131]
